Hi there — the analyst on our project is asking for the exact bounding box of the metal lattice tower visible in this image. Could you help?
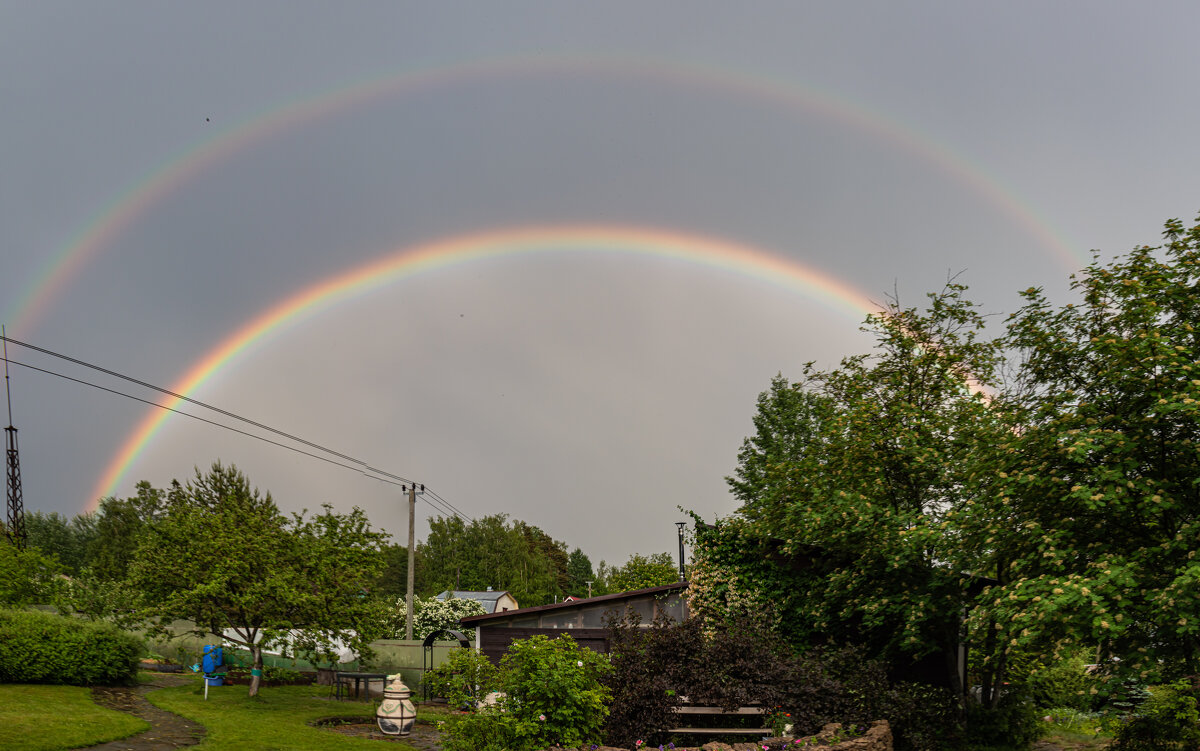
[3,327,26,550]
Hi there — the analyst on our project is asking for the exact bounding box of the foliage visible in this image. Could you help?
[1018,647,1097,711]
[128,462,388,696]
[0,608,142,685]
[387,592,485,640]
[0,683,148,750]
[961,689,1041,750]
[417,513,568,606]
[1110,679,1200,750]
[88,481,174,582]
[565,546,594,597]
[606,552,680,592]
[23,511,97,576]
[56,569,145,629]
[439,634,611,751]
[423,646,498,708]
[704,283,1005,694]
[955,214,1200,691]
[372,542,423,599]
[0,543,63,606]
[602,612,920,748]
[882,681,964,751]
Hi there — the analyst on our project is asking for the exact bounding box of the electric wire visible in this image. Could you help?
[1,349,469,521]
[1,335,402,483]
[4,335,476,520]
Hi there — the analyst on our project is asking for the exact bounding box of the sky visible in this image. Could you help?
[3,2,1200,569]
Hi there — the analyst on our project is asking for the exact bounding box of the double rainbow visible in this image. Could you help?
[91,224,879,506]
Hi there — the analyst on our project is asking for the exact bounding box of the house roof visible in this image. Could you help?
[459,581,688,625]
[435,590,514,613]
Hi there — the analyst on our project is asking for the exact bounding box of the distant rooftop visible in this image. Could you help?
[436,589,515,613]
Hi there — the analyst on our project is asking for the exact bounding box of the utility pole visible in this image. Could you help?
[3,327,26,551]
[404,483,423,641]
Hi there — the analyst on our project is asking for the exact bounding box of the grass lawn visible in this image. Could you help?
[148,677,426,750]
[0,684,149,751]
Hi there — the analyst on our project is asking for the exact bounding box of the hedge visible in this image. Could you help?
[0,608,142,685]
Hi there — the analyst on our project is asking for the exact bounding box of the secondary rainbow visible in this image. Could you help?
[91,224,880,507]
[10,53,1082,334]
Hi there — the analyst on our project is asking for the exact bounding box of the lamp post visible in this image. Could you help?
[676,521,687,581]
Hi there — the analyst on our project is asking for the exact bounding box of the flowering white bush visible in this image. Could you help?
[387,593,485,640]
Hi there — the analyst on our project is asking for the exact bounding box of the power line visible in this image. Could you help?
[0,342,470,522]
[4,335,477,522]
[3,335,390,479]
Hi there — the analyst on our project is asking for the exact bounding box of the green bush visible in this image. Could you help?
[424,647,499,709]
[0,608,143,685]
[963,688,1041,751]
[884,681,964,751]
[1026,650,1096,711]
[1111,679,1200,750]
[438,635,611,751]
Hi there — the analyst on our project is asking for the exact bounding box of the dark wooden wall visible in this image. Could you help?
[478,627,612,664]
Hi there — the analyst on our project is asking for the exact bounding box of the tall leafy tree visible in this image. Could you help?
[418,514,567,606]
[88,481,172,581]
[606,552,680,593]
[24,511,96,575]
[697,284,1006,693]
[129,463,388,696]
[565,547,594,597]
[956,214,1200,687]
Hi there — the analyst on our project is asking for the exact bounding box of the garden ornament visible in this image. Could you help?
[376,673,417,736]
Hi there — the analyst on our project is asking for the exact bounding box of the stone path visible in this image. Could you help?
[85,675,204,750]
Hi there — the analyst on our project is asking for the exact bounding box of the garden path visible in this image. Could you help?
[84,674,204,750]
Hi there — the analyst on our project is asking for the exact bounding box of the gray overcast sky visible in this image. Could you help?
[3,1,1199,568]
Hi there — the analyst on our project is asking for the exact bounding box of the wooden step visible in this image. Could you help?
[668,727,772,735]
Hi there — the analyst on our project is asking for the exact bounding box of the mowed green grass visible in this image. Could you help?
[0,684,149,750]
[147,678,424,750]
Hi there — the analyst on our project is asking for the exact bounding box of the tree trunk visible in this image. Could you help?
[248,643,263,697]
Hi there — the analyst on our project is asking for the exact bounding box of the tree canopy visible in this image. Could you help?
[417,513,569,606]
[129,462,388,696]
[697,213,1200,709]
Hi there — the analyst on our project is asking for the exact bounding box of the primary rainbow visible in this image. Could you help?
[9,53,1083,334]
[91,224,879,507]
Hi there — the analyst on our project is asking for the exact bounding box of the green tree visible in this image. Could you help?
[0,542,62,606]
[418,514,566,606]
[606,552,679,592]
[88,481,172,581]
[129,462,388,696]
[698,283,1006,694]
[24,511,96,575]
[727,374,835,530]
[373,542,424,599]
[956,214,1200,689]
[565,548,594,597]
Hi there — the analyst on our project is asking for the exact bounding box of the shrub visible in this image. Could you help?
[438,634,611,751]
[424,647,499,708]
[1025,649,1096,711]
[1110,678,1200,750]
[884,681,964,751]
[963,688,1040,751]
[602,613,914,748]
[0,608,142,685]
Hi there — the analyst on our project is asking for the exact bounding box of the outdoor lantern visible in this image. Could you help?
[376,673,417,736]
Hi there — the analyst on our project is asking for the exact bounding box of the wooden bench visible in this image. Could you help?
[668,700,772,737]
